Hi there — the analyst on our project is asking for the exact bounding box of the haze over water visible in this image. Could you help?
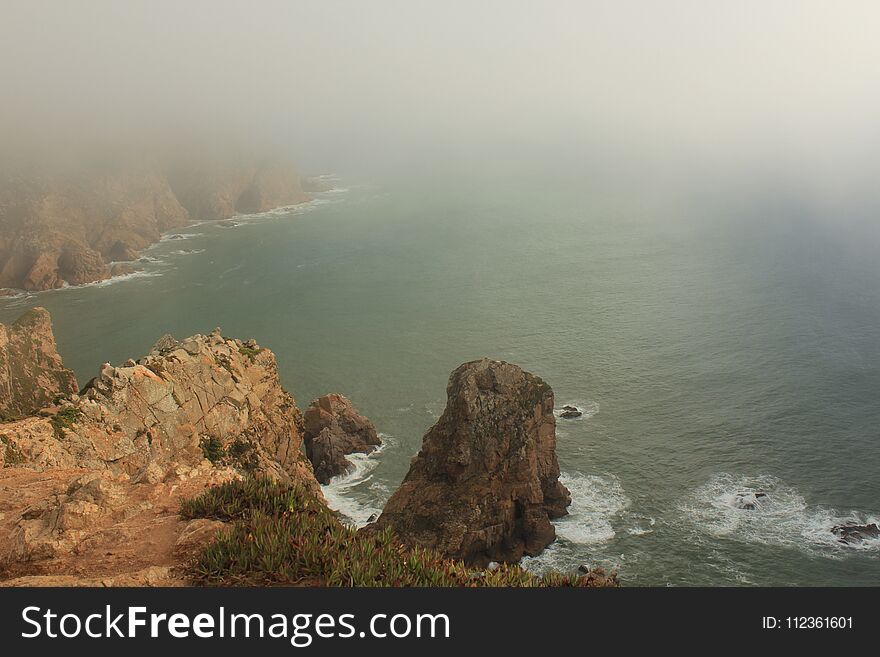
[3,151,879,586]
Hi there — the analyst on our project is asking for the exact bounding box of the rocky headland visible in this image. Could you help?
[0,310,615,587]
[0,313,320,584]
[0,153,312,292]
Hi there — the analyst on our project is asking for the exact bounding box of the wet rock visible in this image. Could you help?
[303,394,381,484]
[831,522,880,545]
[560,405,582,419]
[732,492,766,510]
[368,359,570,567]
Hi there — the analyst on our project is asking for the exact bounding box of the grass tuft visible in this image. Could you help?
[238,345,263,363]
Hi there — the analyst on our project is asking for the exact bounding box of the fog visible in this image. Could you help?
[3,0,880,195]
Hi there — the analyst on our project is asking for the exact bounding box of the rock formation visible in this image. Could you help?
[832,522,880,545]
[0,308,78,417]
[303,393,381,484]
[0,323,322,584]
[368,358,571,567]
[0,153,311,291]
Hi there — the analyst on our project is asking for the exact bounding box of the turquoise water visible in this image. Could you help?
[3,162,879,585]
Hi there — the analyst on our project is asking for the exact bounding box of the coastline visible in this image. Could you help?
[0,188,340,301]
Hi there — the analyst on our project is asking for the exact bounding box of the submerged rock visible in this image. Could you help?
[303,394,381,484]
[831,522,880,545]
[732,492,767,510]
[369,358,570,567]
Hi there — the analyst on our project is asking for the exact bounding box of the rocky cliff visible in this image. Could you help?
[368,359,571,567]
[0,307,78,417]
[0,311,320,584]
[0,154,310,291]
[0,311,600,585]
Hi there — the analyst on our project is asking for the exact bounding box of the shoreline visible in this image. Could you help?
[0,188,342,301]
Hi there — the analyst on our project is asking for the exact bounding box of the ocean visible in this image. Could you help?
[2,158,879,585]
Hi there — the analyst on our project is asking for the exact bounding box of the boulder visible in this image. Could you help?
[560,405,582,419]
[368,359,570,567]
[303,394,381,484]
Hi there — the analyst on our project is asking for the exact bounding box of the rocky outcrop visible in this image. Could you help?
[303,394,381,484]
[0,154,310,291]
[0,308,78,417]
[1,328,318,489]
[369,359,570,567]
[0,327,323,582]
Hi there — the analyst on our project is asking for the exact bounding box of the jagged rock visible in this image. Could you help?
[303,393,381,484]
[2,330,320,492]
[832,522,880,544]
[732,492,767,511]
[560,405,582,418]
[149,334,180,356]
[369,359,570,567]
[0,308,78,417]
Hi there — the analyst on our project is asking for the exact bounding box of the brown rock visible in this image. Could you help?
[303,394,381,484]
[370,359,570,567]
[0,153,311,291]
[0,308,78,417]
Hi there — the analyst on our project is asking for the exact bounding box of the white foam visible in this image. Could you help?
[320,437,390,528]
[160,232,204,242]
[554,400,600,421]
[680,473,880,556]
[83,269,164,288]
[552,472,630,544]
[169,249,205,256]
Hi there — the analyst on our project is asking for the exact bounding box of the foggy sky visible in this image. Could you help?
[3,0,880,182]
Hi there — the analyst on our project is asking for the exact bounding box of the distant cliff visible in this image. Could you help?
[0,155,310,291]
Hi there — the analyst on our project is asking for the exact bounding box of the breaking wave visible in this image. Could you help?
[680,473,880,555]
[320,435,390,528]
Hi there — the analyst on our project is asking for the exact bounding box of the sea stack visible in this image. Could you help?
[370,358,570,567]
[303,393,382,484]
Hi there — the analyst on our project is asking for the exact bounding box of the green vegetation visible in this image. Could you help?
[227,438,259,472]
[1,436,25,466]
[199,436,227,463]
[238,345,263,363]
[50,406,83,438]
[0,410,22,423]
[181,476,604,587]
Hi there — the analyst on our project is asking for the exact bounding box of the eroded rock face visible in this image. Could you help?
[0,328,323,583]
[0,155,310,291]
[1,329,318,489]
[0,308,78,417]
[303,394,381,484]
[371,359,570,567]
